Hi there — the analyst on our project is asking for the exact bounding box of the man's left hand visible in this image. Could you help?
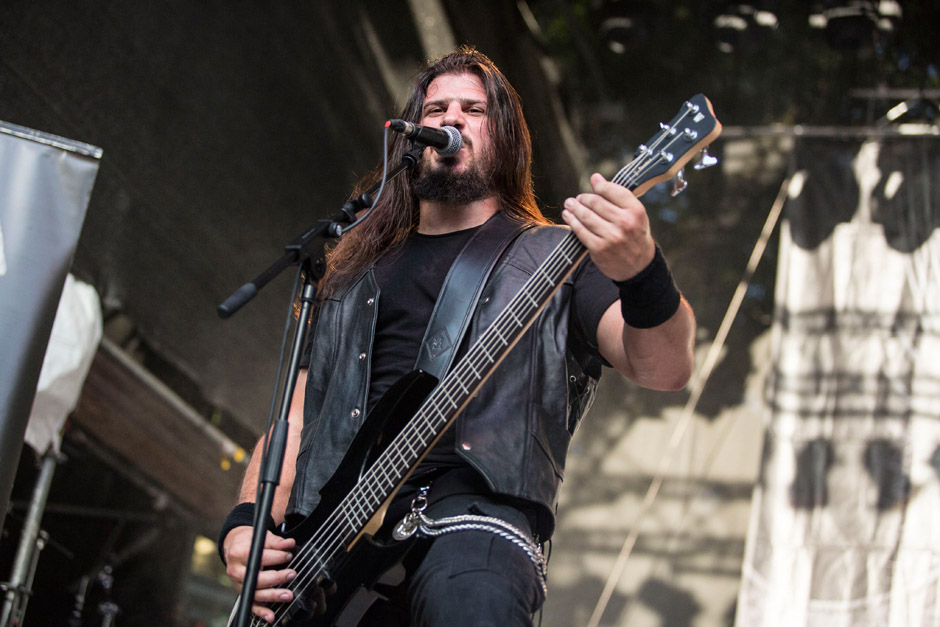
[562,172,654,282]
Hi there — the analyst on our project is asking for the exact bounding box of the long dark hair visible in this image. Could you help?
[317,46,548,300]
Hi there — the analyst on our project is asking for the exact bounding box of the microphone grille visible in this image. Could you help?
[439,126,462,156]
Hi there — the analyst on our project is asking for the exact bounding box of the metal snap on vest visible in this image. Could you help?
[366,297,375,305]
[358,353,367,361]
[461,442,472,451]
[351,408,361,418]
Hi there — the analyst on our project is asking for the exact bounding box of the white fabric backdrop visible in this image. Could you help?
[736,136,940,626]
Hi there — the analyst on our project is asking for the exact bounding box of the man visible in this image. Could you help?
[219,46,695,626]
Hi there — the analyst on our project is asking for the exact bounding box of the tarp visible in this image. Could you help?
[0,121,101,529]
[736,136,940,626]
[25,273,102,454]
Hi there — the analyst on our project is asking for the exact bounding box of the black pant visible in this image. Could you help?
[359,493,546,627]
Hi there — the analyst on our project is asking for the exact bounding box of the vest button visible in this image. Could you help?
[366,297,375,305]
[359,353,367,361]
[351,408,361,418]
[461,442,472,451]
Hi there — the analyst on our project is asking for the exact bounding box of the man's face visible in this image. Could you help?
[411,72,494,204]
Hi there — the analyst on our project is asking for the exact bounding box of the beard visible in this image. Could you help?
[410,150,494,205]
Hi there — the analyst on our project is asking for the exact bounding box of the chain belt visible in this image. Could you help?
[392,486,548,595]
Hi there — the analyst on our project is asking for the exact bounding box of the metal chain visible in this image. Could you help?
[393,487,548,595]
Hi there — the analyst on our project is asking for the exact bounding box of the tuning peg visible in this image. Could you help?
[671,168,688,197]
[694,148,719,170]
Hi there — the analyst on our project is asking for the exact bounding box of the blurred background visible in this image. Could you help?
[1,1,937,625]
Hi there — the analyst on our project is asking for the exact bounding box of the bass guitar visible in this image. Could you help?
[231,94,721,626]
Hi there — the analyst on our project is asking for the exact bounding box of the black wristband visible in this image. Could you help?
[614,246,682,329]
[217,502,276,565]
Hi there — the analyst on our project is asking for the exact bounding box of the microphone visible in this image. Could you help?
[387,120,462,156]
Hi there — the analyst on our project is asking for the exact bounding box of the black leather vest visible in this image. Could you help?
[286,225,603,539]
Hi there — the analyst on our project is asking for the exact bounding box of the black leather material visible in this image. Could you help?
[286,224,603,540]
[453,226,601,538]
[286,270,379,518]
[415,213,528,380]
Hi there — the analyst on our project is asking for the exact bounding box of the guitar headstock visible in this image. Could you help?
[616,94,722,198]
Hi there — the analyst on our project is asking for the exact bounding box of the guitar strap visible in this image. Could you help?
[414,212,530,380]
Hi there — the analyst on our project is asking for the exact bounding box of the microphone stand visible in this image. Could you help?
[221,145,422,627]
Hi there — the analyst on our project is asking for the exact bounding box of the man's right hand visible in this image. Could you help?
[223,526,297,623]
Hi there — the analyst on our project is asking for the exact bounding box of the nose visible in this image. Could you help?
[442,103,464,129]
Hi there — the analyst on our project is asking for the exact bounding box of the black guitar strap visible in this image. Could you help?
[414,212,530,380]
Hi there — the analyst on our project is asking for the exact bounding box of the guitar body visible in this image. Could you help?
[277,533,413,626]
[273,369,439,626]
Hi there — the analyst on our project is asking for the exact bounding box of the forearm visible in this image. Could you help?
[620,296,695,390]
[218,439,296,571]
[219,370,306,572]
[236,440,294,525]
[234,369,306,525]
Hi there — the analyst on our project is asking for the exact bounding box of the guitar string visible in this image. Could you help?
[264,106,699,624]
